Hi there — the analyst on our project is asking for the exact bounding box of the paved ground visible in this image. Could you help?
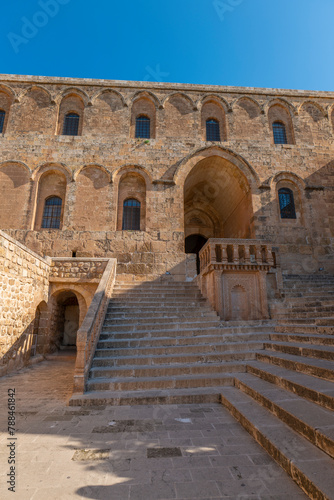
[0,353,307,500]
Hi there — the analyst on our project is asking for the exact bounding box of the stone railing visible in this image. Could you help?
[50,258,108,281]
[199,238,275,274]
[72,258,117,393]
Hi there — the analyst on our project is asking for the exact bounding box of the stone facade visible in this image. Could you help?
[0,73,332,277]
[0,73,334,372]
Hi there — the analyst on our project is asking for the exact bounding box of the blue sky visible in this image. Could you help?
[2,0,334,91]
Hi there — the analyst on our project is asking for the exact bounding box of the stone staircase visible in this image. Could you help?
[69,273,334,498]
[220,326,334,498]
[70,276,273,406]
[270,274,334,326]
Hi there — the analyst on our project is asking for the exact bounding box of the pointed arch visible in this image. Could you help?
[265,98,297,116]
[0,84,17,101]
[55,87,90,107]
[298,100,327,117]
[231,95,262,112]
[268,102,295,145]
[270,171,306,191]
[18,85,52,103]
[74,164,112,182]
[0,162,32,229]
[0,160,32,176]
[131,90,162,109]
[197,94,231,113]
[32,162,73,183]
[112,164,153,187]
[162,92,198,110]
[131,95,157,139]
[173,145,261,189]
[91,88,127,107]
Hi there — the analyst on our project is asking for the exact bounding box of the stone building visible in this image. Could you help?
[1,73,334,497]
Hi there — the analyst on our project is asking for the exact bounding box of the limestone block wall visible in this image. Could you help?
[0,230,50,374]
[0,74,333,275]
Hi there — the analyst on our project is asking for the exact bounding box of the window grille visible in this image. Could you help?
[135,116,150,138]
[0,110,5,133]
[278,188,296,219]
[122,199,141,230]
[273,121,288,144]
[206,119,220,141]
[63,113,80,136]
[41,197,62,228]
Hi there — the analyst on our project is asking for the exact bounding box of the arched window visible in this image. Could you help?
[41,196,62,228]
[122,199,141,230]
[63,113,80,136]
[0,110,5,133]
[135,116,150,138]
[206,119,220,141]
[278,188,296,219]
[273,121,288,144]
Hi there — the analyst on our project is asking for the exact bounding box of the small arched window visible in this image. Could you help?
[273,121,287,144]
[122,199,141,230]
[63,113,80,136]
[41,196,62,229]
[0,110,5,133]
[206,119,220,141]
[135,116,150,138]
[278,188,296,219]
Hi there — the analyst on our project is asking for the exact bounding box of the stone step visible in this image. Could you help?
[90,359,253,379]
[93,342,263,361]
[103,311,219,323]
[270,333,334,346]
[100,326,223,339]
[98,332,271,347]
[87,370,242,391]
[101,326,273,339]
[256,351,334,381]
[110,298,209,306]
[263,342,334,361]
[220,387,334,499]
[246,360,334,411]
[234,373,334,458]
[275,325,334,335]
[69,385,232,407]
[112,291,203,299]
[92,349,257,366]
[102,319,221,333]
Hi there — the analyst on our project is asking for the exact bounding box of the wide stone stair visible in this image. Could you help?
[221,328,334,499]
[70,277,273,406]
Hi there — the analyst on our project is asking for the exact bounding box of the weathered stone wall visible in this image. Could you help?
[0,230,50,374]
[0,74,333,275]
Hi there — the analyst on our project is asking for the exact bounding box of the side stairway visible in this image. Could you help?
[221,290,334,499]
[70,276,273,406]
[270,274,334,328]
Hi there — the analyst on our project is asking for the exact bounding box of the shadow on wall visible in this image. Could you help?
[0,293,80,377]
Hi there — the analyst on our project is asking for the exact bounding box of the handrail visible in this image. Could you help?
[72,258,117,393]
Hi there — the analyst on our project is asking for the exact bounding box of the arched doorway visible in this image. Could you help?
[185,234,208,274]
[53,291,80,349]
[184,155,254,244]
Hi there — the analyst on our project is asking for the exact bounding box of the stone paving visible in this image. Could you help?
[0,352,307,500]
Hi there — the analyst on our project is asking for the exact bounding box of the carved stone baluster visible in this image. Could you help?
[233,244,239,264]
[244,245,251,264]
[221,244,228,264]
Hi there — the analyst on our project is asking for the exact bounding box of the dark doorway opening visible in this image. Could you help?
[185,234,208,274]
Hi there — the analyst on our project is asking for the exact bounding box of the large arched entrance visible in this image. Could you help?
[184,155,254,243]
